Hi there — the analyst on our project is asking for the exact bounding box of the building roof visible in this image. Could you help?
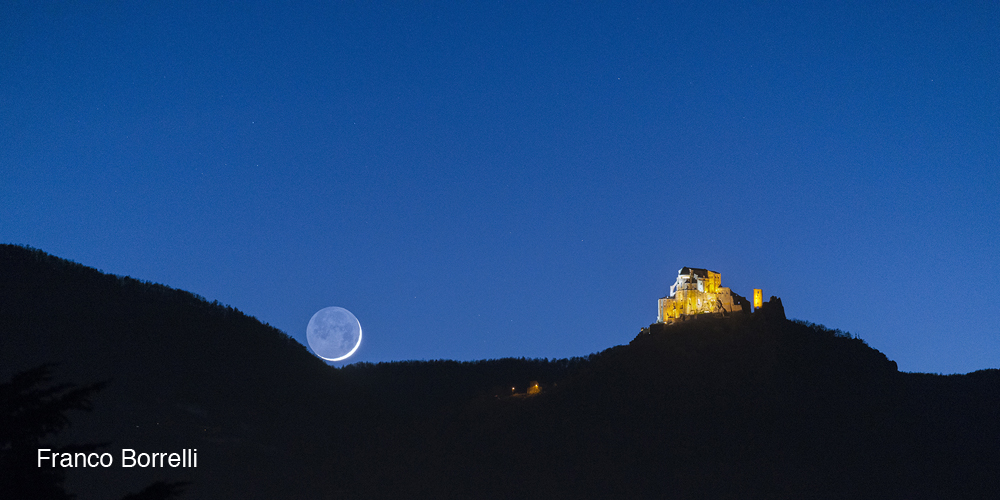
[679,267,716,278]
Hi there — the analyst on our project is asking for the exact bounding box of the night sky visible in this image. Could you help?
[2,2,997,374]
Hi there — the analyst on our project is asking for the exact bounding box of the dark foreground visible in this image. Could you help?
[1,244,998,499]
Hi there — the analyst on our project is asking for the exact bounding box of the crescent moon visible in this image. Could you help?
[327,324,362,362]
[306,306,363,362]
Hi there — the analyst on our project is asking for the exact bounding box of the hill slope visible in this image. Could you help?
[0,245,346,498]
[1,245,997,499]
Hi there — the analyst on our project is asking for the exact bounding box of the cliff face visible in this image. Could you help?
[2,244,998,499]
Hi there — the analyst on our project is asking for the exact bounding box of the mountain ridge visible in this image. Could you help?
[2,244,997,499]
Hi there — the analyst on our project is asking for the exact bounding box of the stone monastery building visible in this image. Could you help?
[657,267,747,324]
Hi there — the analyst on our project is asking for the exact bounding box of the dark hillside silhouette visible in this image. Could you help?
[0,364,187,499]
[0,245,345,498]
[1,244,998,498]
[0,364,105,499]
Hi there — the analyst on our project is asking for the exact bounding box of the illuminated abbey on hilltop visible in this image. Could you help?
[657,267,755,324]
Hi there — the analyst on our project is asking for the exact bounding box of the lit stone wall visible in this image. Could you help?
[704,271,720,294]
[657,267,743,324]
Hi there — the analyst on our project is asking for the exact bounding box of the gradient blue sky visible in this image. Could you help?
[2,1,997,374]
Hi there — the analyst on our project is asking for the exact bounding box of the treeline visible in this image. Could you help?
[3,244,999,499]
[0,244,298,345]
[324,312,997,499]
[0,244,341,499]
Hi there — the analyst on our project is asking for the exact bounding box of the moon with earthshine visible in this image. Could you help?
[306,307,362,362]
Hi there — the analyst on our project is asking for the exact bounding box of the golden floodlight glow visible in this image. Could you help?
[656,267,744,324]
[753,289,763,309]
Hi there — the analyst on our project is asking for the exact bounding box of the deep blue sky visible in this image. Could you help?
[2,1,997,374]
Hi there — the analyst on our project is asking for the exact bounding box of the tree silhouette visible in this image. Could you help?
[0,365,188,499]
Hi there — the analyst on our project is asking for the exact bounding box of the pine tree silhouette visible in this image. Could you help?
[0,365,188,499]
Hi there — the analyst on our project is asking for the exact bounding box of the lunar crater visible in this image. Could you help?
[306,306,362,362]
